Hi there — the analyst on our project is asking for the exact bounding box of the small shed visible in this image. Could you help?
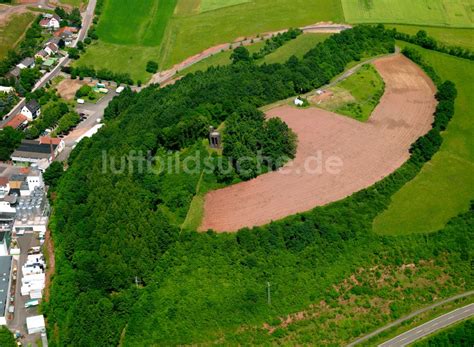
[26,315,45,334]
[294,97,304,106]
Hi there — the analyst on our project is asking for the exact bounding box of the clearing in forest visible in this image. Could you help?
[314,64,385,122]
[200,54,437,232]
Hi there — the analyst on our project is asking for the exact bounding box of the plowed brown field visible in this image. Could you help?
[200,54,436,232]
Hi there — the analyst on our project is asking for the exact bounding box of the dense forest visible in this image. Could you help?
[44,26,471,346]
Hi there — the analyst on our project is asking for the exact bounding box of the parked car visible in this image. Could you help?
[25,299,40,308]
[77,98,85,104]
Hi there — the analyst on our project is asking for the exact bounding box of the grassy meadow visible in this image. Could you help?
[200,0,251,12]
[0,12,35,59]
[96,0,176,46]
[261,33,331,64]
[178,33,331,76]
[342,0,474,27]
[161,0,343,68]
[387,25,474,50]
[373,42,474,235]
[73,41,158,82]
[317,64,384,121]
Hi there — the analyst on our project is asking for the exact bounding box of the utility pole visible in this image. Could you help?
[267,281,271,306]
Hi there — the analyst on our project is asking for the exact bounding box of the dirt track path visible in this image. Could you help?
[200,54,436,232]
[148,22,351,86]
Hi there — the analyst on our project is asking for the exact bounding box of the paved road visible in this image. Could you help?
[379,303,474,346]
[347,290,474,346]
[55,90,115,162]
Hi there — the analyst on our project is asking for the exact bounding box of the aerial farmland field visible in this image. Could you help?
[341,0,474,27]
[373,42,474,235]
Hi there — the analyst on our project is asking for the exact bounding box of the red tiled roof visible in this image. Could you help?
[2,114,27,129]
[19,167,30,175]
[39,136,62,145]
[0,177,8,186]
[53,26,78,37]
[40,18,50,26]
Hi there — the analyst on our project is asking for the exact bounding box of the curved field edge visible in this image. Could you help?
[373,43,474,235]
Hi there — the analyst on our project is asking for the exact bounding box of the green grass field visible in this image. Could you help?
[96,0,176,45]
[387,25,474,50]
[179,33,331,76]
[74,41,158,82]
[160,0,343,68]
[59,0,87,6]
[177,41,265,76]
[342,0,474,27]
[0,12,35,60]
[317,64,384,121]
[261,33,331,64]
[200,0,251,12]
[75,0,176,81]
[373,42,474,235]
[77,0,342,81]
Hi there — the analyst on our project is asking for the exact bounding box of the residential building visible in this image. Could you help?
[21,100,41,121]
[44,42,59,56]
[0,114,28,130]
[35,50,49,60]
[39,14,60,30]
[6,67,21,80]
[17,57,35,70]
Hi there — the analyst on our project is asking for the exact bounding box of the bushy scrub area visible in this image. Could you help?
[43,26,471,346]
[413,319,474,346]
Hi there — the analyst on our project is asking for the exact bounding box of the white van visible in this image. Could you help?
[25,299,40,308]
[77,98,85,104]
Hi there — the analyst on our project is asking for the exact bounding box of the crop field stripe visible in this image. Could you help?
[341,0,474,28]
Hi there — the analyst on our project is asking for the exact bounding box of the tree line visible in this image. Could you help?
[388,28,473,61]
